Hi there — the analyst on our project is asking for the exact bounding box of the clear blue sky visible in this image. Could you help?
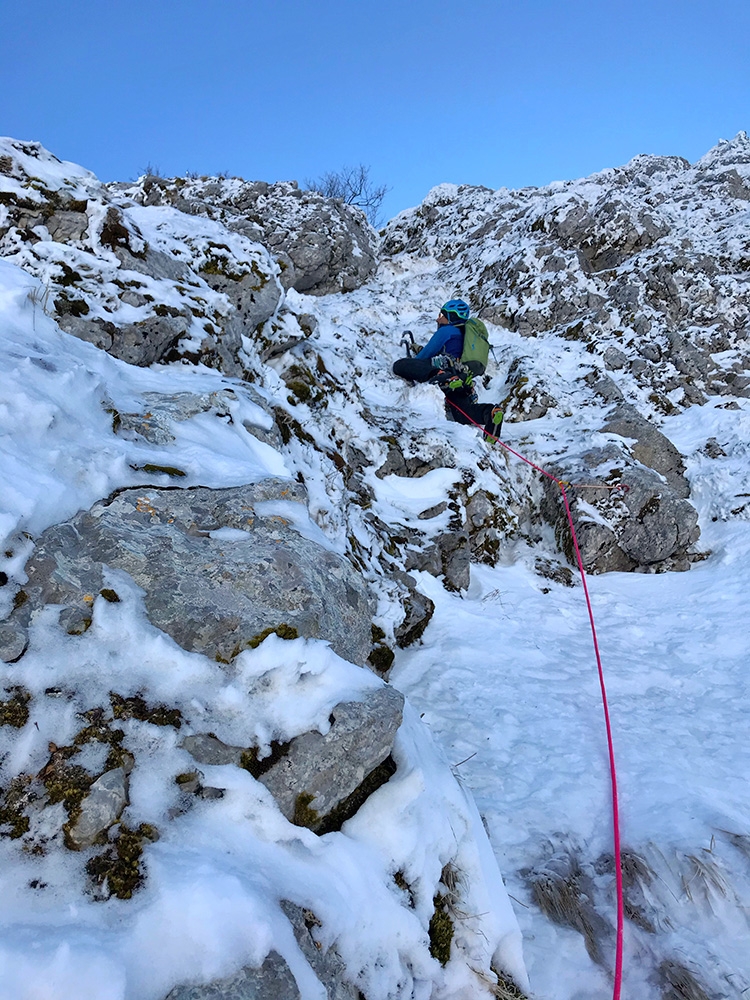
[2,0,748,222]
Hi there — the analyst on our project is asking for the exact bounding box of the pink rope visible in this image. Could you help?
[447,399,624,998]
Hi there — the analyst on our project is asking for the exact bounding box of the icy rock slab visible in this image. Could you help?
[17,479,375,666]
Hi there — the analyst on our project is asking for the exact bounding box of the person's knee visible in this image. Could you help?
[394,357,431,381]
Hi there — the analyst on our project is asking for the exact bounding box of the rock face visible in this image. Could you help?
[602,404,690,498]
[14,479,374,666]
[372,140,750,577]
[165,902,360,1000]
[384,131,750,414]
[541,447,700,574]
[251,686,404,832]
[111,174,379,295]
[0,142,283,372]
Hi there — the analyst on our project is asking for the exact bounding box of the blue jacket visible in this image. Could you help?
[415,323,464,361]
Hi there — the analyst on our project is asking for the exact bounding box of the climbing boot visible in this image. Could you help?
[483,407,504,442]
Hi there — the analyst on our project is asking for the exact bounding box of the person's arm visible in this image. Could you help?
[415,327,451,359]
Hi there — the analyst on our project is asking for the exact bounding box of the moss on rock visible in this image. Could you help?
[367,643,395,674]
[110,692,182,729]
[428,892,454,966]
[0,775,33,839]
[0,688,31,728]
[85,822,158,900]
[240,740,291,779]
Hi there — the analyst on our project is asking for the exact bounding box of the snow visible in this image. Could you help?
[2,134,750,999]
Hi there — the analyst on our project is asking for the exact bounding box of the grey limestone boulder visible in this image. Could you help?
[67,767,129,849]
[542,454,700,574]
[603,404,690,498]
[200,266,282,357]
[614,468,700,567]
[180,688,404,838]
[252,686,404,832]
[45,210,90,243]
[16,479,374,667]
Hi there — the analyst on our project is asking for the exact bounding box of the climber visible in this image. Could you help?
[392,299,503,440]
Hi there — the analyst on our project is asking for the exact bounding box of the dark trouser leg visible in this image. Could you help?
[443,391,493,427]
[392,357,436,383]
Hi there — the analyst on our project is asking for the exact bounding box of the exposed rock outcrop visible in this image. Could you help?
[111,174,378,295]
[180,687,404,836]
[0,138,377,379]
[12,478,374,666]
[541,448,700,574]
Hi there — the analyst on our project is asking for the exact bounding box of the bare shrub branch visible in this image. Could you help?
[305,164,389,226]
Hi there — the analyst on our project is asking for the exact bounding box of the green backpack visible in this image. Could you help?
[460,317,490,375]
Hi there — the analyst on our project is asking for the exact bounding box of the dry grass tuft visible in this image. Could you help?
[660,959,712,1000]
[492,968,530,999]
[681,851,728,905]
[527,851,611,965]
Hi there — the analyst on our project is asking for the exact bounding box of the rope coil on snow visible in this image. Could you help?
[446,398,625,999]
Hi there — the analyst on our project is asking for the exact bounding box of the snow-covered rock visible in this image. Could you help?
[383,131,750,415]
[112,173,378,295]
[0,138,282,372]
[15,479,375,668]
[2,132,750,1000]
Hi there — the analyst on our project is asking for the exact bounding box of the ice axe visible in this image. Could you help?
[400,330,416,357]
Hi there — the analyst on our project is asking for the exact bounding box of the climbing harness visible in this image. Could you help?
[446,397,625,1000]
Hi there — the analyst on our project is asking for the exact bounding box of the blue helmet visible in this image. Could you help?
[440,299,470,325]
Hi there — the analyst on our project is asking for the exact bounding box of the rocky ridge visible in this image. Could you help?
[383,132,750,412]
[111,172,378,295]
